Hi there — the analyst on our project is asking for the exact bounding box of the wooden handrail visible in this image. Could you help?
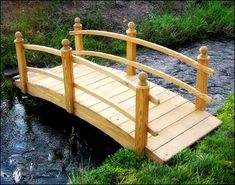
[27,67,63,82]
[69,30,214,75]
[73,50,212,103]
[72,55,137,90]
[24,44,61,56]
[73,82,135,121]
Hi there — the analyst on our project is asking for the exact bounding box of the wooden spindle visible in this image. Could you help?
[14,31,28,94]
[195,46,210,111]
[135,71,149,155]
[126,22,137,76]
[73,17,83,52]
[61,39,75,113]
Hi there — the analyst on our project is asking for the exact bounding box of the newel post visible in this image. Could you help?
[135,72,150,155]
[73,17,83,52]
[15,31,28,93]
[61,39,75,113]
[195,46,210,111]
[126,22,137,76]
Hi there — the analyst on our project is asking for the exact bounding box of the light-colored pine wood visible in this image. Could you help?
[24,44,61,56]
[73,17,84,53]
[73,55,137,90]
[73,82,135,121]
[195,46,209,111]
[148,95,188,122]
[126,22,136,75]
[152,116,221,162]
[15,23,221,163]
[148,101,196,135]
[27,67,63,82]
[15,32,28,93]
[61,39,75,113]
[147,110,210,151]
[72,50,211,103]
[69,30,214,75]
[134,72,150,155]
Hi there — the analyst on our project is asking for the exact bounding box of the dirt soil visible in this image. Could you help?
[1,1,185,33]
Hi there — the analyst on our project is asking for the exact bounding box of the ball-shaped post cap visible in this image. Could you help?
[62,39,70,47]
[200,46,208,56]
[138,71,148,86]
[128,22,135,30]
[15,31,22,38]
[74,17,80,23]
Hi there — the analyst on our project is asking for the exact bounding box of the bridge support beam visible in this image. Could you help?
[135,72,149,155]
[15,32,28,94]
[61,39,75,114]
[195,46,209,111]
[126,22,136,76]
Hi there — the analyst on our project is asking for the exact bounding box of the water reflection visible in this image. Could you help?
[1,94,121,184]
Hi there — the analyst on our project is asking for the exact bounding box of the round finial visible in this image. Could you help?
[199,46,208,56]
[62,39,70,47]
[128,22,135,30]
[74,17,80,24]
[15,31,22,38]
[138,71,148,86]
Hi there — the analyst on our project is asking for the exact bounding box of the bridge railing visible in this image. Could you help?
[14,17,214,155]
[69,18,213,111]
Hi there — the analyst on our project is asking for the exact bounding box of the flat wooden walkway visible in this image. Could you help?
[15,63,221,162]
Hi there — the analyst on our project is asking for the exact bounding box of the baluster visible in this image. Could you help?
[15,31,28,94]
[195,46,210,111]
[126,22,137,76]
[61,39,74,113]
[135,71,149,155]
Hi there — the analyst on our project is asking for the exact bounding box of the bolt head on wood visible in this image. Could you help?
[138,71,148,86]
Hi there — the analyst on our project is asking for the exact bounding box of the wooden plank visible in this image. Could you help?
[152,116,221,162]
[148,101,196,134]
[147,110,210,151]
[148,95,188,122]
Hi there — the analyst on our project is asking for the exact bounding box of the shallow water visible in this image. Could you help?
[1,39,234,184]
[1,96,121,184]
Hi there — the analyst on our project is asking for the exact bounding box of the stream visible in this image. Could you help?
[111,39,234,113]
[1,39,234,184]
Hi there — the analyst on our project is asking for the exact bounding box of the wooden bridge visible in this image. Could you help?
[14,18,221,163]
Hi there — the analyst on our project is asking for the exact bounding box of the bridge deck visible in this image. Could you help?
[15,63,221,163]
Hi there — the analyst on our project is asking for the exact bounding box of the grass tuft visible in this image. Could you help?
[69,93,234,184]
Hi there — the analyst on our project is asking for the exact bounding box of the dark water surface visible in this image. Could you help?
[1,96,121,184]
[1,39,234,184]
[111,39,234,113]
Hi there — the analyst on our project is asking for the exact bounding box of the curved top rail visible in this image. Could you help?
[26,67,63,82]
[72,54,137,91]
[69,30,214,75]
[73,50,212,103]
[24,44,61,57]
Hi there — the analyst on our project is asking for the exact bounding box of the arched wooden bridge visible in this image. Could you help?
[14,18,221,163]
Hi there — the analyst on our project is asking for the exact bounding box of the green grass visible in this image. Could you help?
[0,1,234,101]
[69,93,234,184]
[138,1,234,46]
